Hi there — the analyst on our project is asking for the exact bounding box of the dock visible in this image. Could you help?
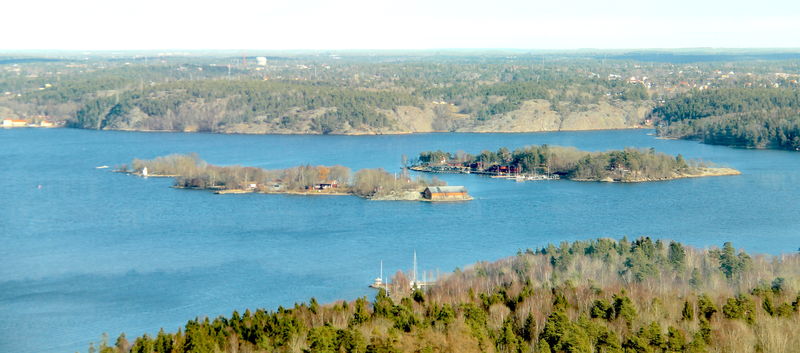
[412,165,559,181]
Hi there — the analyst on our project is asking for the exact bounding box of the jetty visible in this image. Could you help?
[214,189,253,194]
[412,165,559,182]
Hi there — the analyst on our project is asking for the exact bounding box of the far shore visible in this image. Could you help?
[64,125,652,137]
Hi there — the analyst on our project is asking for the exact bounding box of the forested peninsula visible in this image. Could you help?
[411,146,739,182]
[122,154,470,201]
[89,237,800,353]
[651,88,800,151]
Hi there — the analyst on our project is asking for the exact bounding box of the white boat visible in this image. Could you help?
[369,260,385,289]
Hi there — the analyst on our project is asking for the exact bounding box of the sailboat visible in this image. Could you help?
[410,251,418,289]
[369,260,384,289]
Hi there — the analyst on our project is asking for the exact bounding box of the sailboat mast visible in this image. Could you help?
[413,250,418,285]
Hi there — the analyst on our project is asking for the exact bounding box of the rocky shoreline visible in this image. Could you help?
[573,167,742,182]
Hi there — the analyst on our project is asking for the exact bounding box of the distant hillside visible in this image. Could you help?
[5,54,800,135]
[89,237,800,353]
[0,56,662,134]
[62,79,650,135]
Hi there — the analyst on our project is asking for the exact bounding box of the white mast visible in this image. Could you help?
[372,260,385,289]
[413,250,418,287]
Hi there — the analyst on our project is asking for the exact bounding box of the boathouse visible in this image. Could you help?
[2,119,28,127]
[313,180,338,190]
[423,186,470,201]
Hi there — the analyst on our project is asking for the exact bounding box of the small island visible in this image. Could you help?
[119,154,472,202]
[411,145,740,182]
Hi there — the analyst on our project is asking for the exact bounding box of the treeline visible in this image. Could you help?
[1,64,236,120]
[10,54,800,134]
[651,88,800,150]
[126,154,440,198]
[89,237,800,353]
[1,55,666,133]
[72,80,421,133]
[421,74,648,119]
[417,145,697,181]
[68,75,643,133]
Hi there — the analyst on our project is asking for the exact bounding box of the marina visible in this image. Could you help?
[370,252,438,293]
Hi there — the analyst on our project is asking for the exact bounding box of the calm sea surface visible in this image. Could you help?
[1,128,799,352]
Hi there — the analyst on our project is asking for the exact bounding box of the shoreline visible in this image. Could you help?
[166,181,465,202]
[66,125,651,137]
[658,134,800,152]
[412,165,741,183]
[192,187,434,201]
[572,167,741,182]
[116,155,473,203]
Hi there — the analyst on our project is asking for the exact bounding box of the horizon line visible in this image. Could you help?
[3,47,800,54]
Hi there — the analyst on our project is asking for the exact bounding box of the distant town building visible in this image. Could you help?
[256,57,267,66]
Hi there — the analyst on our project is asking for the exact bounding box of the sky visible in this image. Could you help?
[3,0,800,50]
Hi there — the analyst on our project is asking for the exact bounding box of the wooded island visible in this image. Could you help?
[121,154,471,202]
[411,145,739,182]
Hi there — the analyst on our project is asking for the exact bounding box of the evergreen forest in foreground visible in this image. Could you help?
[89,238,800,353]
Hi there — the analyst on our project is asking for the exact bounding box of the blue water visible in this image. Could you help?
[1,128,799,353]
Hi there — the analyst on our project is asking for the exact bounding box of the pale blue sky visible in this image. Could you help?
[3,0,799,50]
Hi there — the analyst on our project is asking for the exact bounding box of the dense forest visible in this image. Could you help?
[10,51,800,134]
[4,52,800,136]
[414,146,729,182]
[87,237,800,353]
[126,154,443,199]
[71,80,421,133]
[651,88,800,150]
